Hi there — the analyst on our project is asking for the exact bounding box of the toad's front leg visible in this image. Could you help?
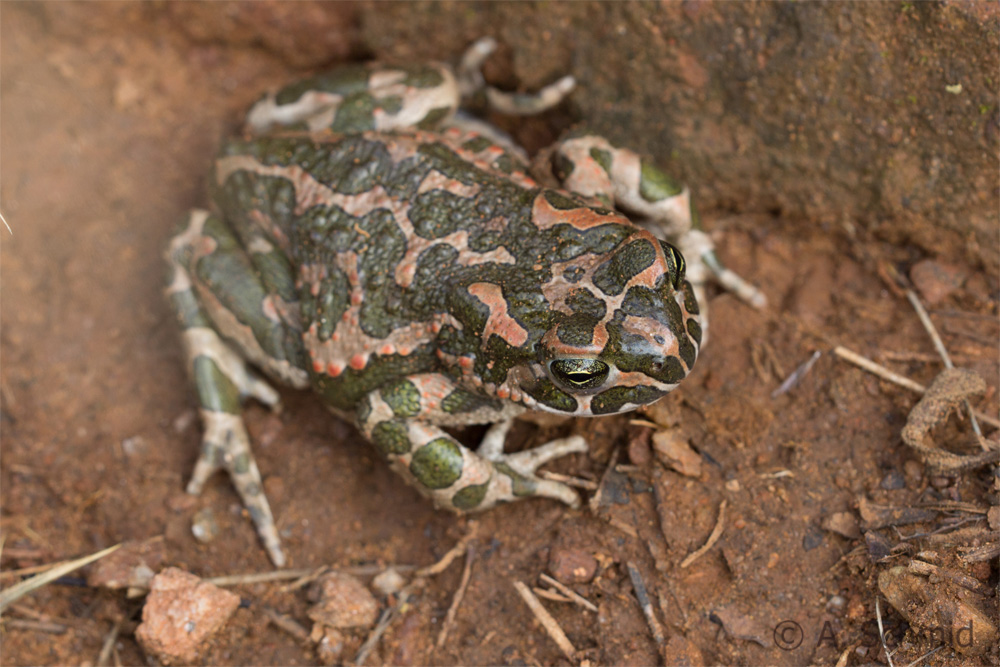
[358,374,587,511]
[548,134,768,342]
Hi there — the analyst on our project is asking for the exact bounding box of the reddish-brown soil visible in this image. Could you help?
[2,4,996,666]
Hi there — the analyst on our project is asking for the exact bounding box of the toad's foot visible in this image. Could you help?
[476,419,587,508]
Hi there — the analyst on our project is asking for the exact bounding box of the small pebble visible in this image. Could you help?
[929,475,953,490]
[371,567,406,596]
[988,505,1000,531]
[307,572,378,629]
[826,594,847,616]
[191,508,219,544]
[821,512,861,539]
[903,460,924,486]
[135,568,240,666]
[548,546,598,584]
[802,526,824,551]
[724,478,740,492]
[313,626,345,666]
[121,436,147,458]
[910,259,967,305]
[879,469,905,490]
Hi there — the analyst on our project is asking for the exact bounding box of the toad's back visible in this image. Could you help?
[210,129,660,410]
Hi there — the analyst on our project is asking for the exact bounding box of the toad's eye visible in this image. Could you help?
[549,359,610,390]
[659,241,685,289]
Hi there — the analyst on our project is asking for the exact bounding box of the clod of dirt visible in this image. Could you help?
[548,546,598,584]
[307,572,379,629]
[878,565,998,656]
[310,625,345,666]
[909,260,967,306]
[371,566,407,596]
[663,634,705,666]
[858,497,937,530]
[134,567,241,666]
[821,511,862,539]
[864,531,894,562]
[651,430,702,478]
[988,506,1000,531]
[86,536,165,590]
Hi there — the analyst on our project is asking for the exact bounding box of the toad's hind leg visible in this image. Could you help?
[358,374,586,512]
[166,210,309,567]
[548,134,767,341]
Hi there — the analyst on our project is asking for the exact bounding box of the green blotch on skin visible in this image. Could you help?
[416,106,452,130]
[410,438,463,489]
[589,147,613,175]
[544,190,582,211]
[493,154,517,175]
[687,318,703,347]
[233,452,251,475]
[523,378,578,413]
[382,379,422,418]
[553,151,575,180]
[452,483,488,510]
[402,65,446,89]
[556,312,599,347]
[638,162,683,202]
[169,289,211,329]
[331,93,377,133]
[192,356,241,414]
[274,65,370,105]
[378,95,403,115]
[462,136,494,153]
[592,239,657,297]
[372,420,411,456]
[441,388,500,414]
[591,384,667,415]
[494,462,536,497]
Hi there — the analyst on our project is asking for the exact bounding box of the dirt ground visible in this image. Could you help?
[2,3,997,666]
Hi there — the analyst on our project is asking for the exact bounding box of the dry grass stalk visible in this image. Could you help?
[626,562,665,648]
[680,499,727,568]
[512,580,576,660]
[539,573,598,612]
[0,543,121,613]
[436,546,475,649]
[416,521,478,577]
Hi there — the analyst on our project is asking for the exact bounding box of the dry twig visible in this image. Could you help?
[512,580,576,660]
[2,618,68,634]
[875,597,896,667]
[833,346,1000,429]
[532,587,573,604]
[416,521,478,577]
[771,350,821,398]
[0,543,121,613]
[206,568,314,588]
[539,573,598,612]
[97,620,122,667]
[905,288,981,437]
[626,562,665,648]
[261,606,309,641]
[680,499,727,568]
[436,546,475,649]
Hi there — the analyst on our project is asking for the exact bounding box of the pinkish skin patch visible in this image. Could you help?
[467,282,529,348]
[531,193,631,232]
